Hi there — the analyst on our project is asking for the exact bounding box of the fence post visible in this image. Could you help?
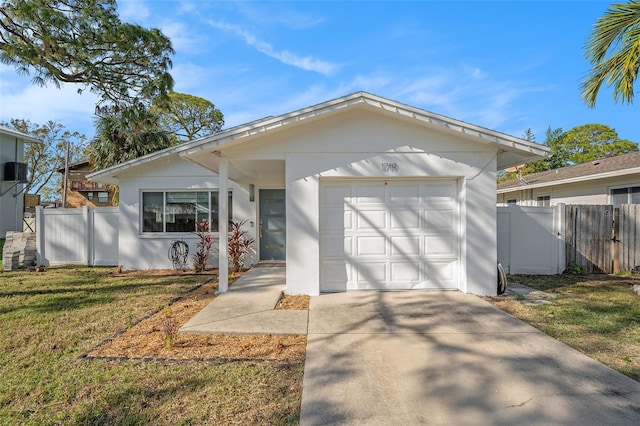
[35,206,44,266]
[555,203,566,274]
[83,206,92,266]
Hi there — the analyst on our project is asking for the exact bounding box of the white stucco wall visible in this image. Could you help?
[223,109,499,296]
[0,133,26,238]
[498,174,640,206]
[116,155,256,270]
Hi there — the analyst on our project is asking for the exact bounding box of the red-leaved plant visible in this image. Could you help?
[228,220,256,272]
[193,221,212,273]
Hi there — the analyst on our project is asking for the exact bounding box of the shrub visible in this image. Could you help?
[228,220,255,273]
[193,221,212,273]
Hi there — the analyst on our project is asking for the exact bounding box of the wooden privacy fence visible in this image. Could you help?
[565,204,640,273]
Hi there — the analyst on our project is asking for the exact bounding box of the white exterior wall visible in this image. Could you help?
[0,133,25,238]
[117,155,255,270]
[498,174,640,206]
[224,109,499,296]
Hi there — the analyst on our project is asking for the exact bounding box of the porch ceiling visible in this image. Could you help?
[183,150,284,182]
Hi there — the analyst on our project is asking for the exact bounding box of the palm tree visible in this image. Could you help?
[89,106,171,170]
[581,1,640,107]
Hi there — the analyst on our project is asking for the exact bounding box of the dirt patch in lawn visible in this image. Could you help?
[87,276,307,362]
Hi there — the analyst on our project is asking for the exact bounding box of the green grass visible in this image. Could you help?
[0,267,303,425]
[495,274,640,381]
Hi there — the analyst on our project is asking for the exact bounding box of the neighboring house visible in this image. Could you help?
[0,125,41,238]
[89,92,547,296]
[497,151,640,207]
[57,160,117,208]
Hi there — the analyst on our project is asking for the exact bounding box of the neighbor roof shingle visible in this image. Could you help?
[498,151,640,191]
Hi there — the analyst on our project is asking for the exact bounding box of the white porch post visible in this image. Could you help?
[218,157,229,293]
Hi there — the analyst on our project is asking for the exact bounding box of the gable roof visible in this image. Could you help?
[498,151,640,193]
[56,160,92,174]
[0,125,42,144]
[89,91,549,183]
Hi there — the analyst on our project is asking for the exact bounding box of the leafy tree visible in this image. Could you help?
[152,92,224,143]
[499,124,638,182]
[551,123,637,166]
[1,119,86,200]
[0,0,174,107]
[522,128,536,142]
[581,1,640,107]
[88,106,172,170]
[539,126,565,170]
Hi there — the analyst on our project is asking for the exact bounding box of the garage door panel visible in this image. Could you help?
[323,184,352,205]
[424,209,455,230]
[321,235,353,257]
[425,234,456,256]
[390,209,420,230]
[355,183,385,203]
[320,208,353,232]
[390,261,420,282]
[423,181,457,201]
[356,236,386,256]
[321,260,352,292]
[356,209,386,229]
[424,259,457,287]
[389,183,420,205]
[390,236,420,256]
[356,262,387,287]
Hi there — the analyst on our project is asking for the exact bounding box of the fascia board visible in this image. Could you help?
[497,167,640,194]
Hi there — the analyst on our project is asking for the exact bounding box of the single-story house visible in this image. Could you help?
[89,92,547,296]
[497,151,640,207]
[0,125,42,238]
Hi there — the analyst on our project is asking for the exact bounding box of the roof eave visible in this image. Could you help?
[0,126,43,144]
[181,91,550,158]
[497,166,640,193]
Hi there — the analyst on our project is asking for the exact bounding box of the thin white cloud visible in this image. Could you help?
[160,21,206,55]
[178,1,197,14]
[235,2,324,29]
[118,0,150,23]
[208,20,338,75]
[0,67,98,136]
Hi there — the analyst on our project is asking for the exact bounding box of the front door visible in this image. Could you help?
[259,189,286,261]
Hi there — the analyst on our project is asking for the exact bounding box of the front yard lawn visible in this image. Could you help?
[0,267,303,425]
[490,274,640,382]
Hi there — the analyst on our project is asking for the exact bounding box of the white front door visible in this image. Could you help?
[320,179,460,291]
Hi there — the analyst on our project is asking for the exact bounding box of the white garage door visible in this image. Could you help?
[320,179,460,291]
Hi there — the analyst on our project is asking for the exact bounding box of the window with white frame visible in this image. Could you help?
[611,186,640,207]
[98,192,109,203]
[536,195,551,206]
[141,190,232,233]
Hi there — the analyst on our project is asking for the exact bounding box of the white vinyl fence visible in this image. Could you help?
[497,204,566,275]
[34,204,567,273]
[36,206,119,266]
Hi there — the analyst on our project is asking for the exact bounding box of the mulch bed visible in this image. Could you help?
[86,276,308,362]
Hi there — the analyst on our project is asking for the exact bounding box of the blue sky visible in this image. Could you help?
[1,0,638,149]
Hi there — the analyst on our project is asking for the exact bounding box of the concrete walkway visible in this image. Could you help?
[180,266,308,335]
[301,291,640,425]
[179,268,640,424]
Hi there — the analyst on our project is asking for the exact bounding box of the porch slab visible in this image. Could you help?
[180,266,308,335]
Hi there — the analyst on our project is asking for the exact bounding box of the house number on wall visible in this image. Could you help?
[381,162,399,173]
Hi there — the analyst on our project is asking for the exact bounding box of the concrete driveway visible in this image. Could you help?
[300,291,640,425]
